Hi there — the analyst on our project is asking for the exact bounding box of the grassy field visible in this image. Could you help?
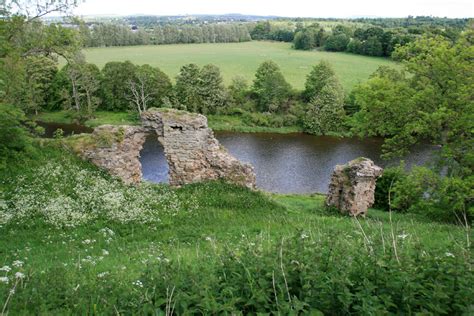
[0,141,472,314]
[82,41,397,91]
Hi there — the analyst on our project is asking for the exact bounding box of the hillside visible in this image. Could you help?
[0,142,472,314]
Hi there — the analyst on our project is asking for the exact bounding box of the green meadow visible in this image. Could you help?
[82,41,397,90]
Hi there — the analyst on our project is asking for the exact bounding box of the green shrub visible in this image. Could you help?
[281,114,299,126]
[226,107,246,116]
[392,167,472,223]
[374,165,407,211]
[0,104,42,170]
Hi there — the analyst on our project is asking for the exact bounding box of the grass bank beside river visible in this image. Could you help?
[33,110,304,133]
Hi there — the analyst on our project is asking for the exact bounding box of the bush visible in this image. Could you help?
[0,104,42,170]
[374,165,407,211]
[226,107,246,116]
[281,114,299,126]
[391,167,472,223]
[241,112,298,128]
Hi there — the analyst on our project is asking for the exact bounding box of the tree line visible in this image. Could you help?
[292,23,466,57]
[71,17,468,60]
[3,51,346,138]
[79,23,252,47]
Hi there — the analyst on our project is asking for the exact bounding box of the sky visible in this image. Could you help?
[72,0,473,18]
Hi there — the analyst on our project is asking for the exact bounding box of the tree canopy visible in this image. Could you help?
[351,32,474,177]
[252,60,292,112]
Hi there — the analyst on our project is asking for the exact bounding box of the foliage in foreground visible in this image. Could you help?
[375,165,473,224]
[139,231,472,315]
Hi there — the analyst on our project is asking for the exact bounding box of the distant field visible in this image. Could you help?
[82,41,397,91]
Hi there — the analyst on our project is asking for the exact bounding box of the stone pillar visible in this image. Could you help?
[326,158,383,216]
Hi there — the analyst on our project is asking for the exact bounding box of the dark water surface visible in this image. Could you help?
[37,121,435,194]
[140,136,170,183]
[38,121,93,137]
[142,132,435,194]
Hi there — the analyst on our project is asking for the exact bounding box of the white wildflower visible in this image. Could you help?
[445,252,455,258]
[397,233,409,240]
[300,233,309,239]
[97,272,109,278]
[12,260,24,268]
[82,239,95,245]
[205,236,212,241]
[15,272,25,279]
[100,227,115,237]
[0,266,11,272]
[0,277,9,284]
[102,249,109,256]
[132,280,143,287]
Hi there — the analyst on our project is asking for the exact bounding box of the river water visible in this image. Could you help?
[142,132,435,194]
[38,122,435,194]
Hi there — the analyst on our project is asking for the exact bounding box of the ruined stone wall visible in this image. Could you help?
[326,158,383,216]
[76,109,256,188]
[141,109,255,188]
[79,125,148,184]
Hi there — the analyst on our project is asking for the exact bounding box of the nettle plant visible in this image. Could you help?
[0,161,196,227]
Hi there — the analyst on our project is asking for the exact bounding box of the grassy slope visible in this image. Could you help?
[81,41,397,91]
[0,142,472,314]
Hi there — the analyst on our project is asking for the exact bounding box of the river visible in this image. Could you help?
[142,132,435,194]
[39,122,435,194]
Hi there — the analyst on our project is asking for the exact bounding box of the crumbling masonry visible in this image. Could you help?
[78,108,256,188]
[326,158,383,216]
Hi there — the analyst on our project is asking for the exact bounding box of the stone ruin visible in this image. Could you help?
[77,108,256,188]
[326,158,383,216]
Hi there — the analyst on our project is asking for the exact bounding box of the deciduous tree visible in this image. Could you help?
[252,60,291,112]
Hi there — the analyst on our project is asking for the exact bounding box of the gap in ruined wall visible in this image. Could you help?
[139,134,169,183]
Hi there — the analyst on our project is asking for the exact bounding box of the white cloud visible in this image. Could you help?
[73,0,473,18]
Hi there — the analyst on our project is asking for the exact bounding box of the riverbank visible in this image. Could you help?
[33,111,304,134]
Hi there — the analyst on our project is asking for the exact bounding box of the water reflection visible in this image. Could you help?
[37,121,93,137]
[140,136,169,183]
[215,132,435,194]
